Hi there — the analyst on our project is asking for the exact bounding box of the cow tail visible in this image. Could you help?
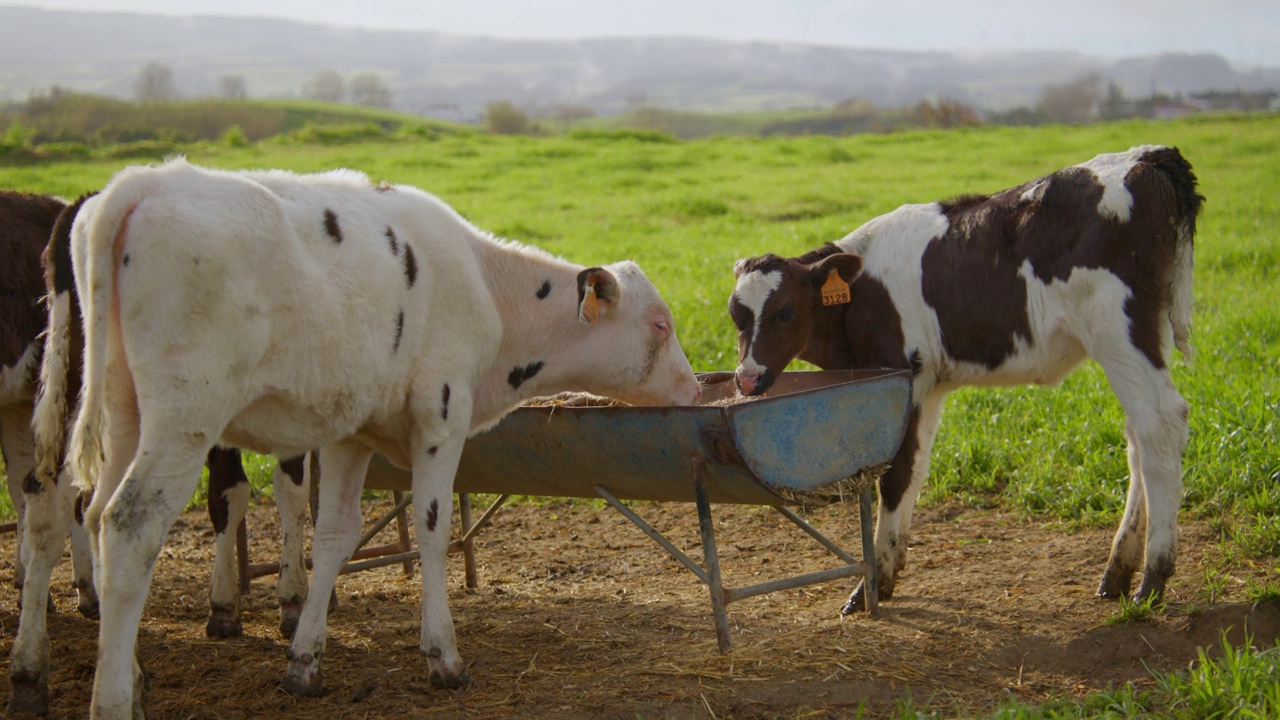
[1161,147,1203,366]
[68,174,149,492]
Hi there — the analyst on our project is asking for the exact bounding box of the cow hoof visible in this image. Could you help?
[1132,578,1167,605]
[281,658,323,697]
[279,601,302,638]
[1096,567,1134,599]
[206,612,243,639]
[8,671,50,716]
[78,595,100,620]
[429,668,473,689]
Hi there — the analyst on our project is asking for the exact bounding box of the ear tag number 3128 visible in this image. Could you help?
[821,269,851,306]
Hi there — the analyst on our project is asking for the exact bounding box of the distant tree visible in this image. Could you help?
[303,69,346,103]
[915,98,983,128]
[547,103,596,131]
[485,100,530,135]
[133,61,178,102]
[349,72,393,108]
[1038,73,1102,124]
[218,75,248,100]
[1098,80,1132,121]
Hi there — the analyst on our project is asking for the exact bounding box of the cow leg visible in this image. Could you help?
[843,390,946,615]
[8,468,78,716]
[70,494,100,618]
[0,406,35,598]
[91,436,210,720]
[413,435,472,688]
[1097,358,1188,602]
[273,453,310,637]
[281,443,370,697]
[206,447,250,638]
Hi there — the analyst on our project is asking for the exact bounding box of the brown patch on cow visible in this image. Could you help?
[879,405,922,512]
[428,446,438,457]
[393,310,405,352]
[441,384,450,420]
[376,181,394,192]
[205,447,248,535]
[923,195,1033,370]
[385,226,399,255]
[508,362,545,390]
[323,209,342,243]
[403,244,418,287]
[1,191,66,369]
[279,455,306,487]
[426,499,439,532]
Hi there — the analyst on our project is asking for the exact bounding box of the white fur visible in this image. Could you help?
[1075,145,1164,222]
[61,159,699,718]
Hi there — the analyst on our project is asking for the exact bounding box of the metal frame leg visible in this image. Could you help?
[693,461,732,652]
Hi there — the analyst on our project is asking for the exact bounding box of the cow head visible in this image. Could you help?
[561,261,701,407]
[728,251,863,395]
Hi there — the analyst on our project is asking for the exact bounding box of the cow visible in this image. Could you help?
[6,191,308,715]
[728,145,1202,615]
[38,158,701,718]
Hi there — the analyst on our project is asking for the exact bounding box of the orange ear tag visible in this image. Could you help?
[580,285,599,325]
[820,269,851,306]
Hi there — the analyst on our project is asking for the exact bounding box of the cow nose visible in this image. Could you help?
[736,371,758,395]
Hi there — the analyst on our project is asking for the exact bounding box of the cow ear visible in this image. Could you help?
[576,267,620,325]
[808,253,863,307]
[733,258,750,277]
[809,253,863,286]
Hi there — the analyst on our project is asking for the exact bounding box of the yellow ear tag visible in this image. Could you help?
[581,284,599,325]
[821,269,851,306]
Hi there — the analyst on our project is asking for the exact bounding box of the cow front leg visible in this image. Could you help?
[843,392,945,615]
[7,470,78,716]
[273,454,310,637]
[206,447,250,638]
[413,435,471,688]
[281,444,369,697]
[70,493,100,618]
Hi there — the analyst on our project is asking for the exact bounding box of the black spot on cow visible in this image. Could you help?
[426,499,439,532]
[22,471,42,495]
[403,244,418,287]
[428,446,438,457]
[279,456,307,487]
[393,310,405,352]
[441,384,450,420]
[536,280,551,299]
[122,253,130,267]
[323,209,343,243]
[908,350,923,376]
[507,361,545,390]
[385,226,399,255]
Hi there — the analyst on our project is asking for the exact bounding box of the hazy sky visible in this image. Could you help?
[12,1,1280,66]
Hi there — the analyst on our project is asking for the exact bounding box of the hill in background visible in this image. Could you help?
[2,6,1278,120]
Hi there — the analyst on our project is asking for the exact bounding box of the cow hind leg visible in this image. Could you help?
[206,447,250,638]
[8,471,78,716]
[1097,355,1189,603]
[1097,423,1147,598]
[92,441,210,720]
[1,407,36,599]
[273,454,310,637]
[844,392,945,615]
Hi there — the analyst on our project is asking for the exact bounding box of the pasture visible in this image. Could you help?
[0,115,1277,717]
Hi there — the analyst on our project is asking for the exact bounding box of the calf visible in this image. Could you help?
[45,159,700,718]
[8,192,305,715]
[729,146,1202,613]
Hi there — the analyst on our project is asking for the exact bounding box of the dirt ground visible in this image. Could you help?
[1,493,1277,720]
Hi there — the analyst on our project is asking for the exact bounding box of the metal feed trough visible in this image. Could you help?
[246,369,911,651]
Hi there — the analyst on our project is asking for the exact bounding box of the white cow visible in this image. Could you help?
[36,158,701,718]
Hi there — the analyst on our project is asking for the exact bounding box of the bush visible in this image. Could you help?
[485,101,530,135]
[220,124,250,148]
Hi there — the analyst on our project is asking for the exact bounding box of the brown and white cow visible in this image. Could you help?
[40,159,700,718]
[7,191,307,715]
[729,146,1202,614]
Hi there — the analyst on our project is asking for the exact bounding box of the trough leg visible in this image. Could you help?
[458,493,478,589]
[693,464,732,653]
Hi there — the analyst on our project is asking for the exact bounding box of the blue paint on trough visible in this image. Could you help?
[364,369,912,504]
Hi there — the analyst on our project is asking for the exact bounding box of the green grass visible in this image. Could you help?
[0,114,1277,717]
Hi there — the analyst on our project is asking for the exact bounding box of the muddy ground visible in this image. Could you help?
[2,494,1277,719]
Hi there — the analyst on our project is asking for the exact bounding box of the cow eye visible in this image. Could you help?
[778,305,794,323]
[653,320,670,336]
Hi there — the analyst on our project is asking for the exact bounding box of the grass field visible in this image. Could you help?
[0,114,1277,716]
